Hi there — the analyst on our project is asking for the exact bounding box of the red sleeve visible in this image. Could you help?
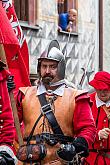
[89,92,102,143]
[73,94,96,147]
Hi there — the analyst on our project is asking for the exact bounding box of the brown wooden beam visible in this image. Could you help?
[14,0,20,19]
[20,0,26,21]
[28,0,37,25]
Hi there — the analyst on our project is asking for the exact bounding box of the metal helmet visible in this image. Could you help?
[37,40,66,80]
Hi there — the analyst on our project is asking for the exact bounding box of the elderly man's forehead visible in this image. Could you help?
[69,9,77,14]
[96,89,110,92]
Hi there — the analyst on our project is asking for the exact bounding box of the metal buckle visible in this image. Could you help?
[40,103,52,115]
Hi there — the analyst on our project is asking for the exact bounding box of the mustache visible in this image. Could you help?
[42,74,54,84]
[42,74,54,79]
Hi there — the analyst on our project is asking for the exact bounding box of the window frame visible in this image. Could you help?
[14,0,38,25]
[58,0,78,33]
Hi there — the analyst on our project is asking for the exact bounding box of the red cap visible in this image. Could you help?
[89,71,110,90]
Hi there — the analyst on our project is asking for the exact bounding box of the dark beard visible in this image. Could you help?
[42,75,54,85]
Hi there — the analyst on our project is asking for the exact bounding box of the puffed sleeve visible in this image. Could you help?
[73,93,96,147]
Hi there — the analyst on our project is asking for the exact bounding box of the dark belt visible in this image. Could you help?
[89,149,110,159]
[24,133,74,144]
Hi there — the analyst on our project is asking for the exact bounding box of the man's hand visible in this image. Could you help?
[98,128,110,140]
[66,21,73,32]
[73,137,89,157]
[57,143,76,162]
[58,26,62,32]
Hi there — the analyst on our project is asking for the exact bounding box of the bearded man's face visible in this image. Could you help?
[40,59,58,85]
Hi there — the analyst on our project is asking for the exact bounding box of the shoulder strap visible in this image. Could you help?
[38,93,64,135]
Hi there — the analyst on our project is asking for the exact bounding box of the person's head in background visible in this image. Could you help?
[68,9,77,23]
[89,71,110,102]
[58,0,64,4]
[66,9,77,32]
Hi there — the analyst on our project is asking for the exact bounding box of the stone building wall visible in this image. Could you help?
[23,0,99,90]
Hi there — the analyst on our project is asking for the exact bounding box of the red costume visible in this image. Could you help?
[0,68,16,162]
[16,86,96,165]
[85,71,110,165]
[85,92,110,165]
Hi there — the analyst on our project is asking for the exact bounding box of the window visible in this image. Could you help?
[14,0,38,25]
[58,0,78,33]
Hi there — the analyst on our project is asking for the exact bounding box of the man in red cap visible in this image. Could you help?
[85,71,110,165]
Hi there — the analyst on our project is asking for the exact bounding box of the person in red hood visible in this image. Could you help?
[0,60,17,165]
[85,71,110,165]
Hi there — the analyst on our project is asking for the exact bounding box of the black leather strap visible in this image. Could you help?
[24,133,74,144]
[26,114,43,144]
[38,93,64,135]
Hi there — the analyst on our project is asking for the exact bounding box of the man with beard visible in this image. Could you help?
[16,40,96,165]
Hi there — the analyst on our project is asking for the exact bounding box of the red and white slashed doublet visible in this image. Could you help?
[0,69,16,161]
[86,92,110,165]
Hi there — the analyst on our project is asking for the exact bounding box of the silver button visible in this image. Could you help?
[0,105,2,108]
[0,120,3,123]
[0,126,3,129]
[0,111,2,114]
[104,120,106,123]
[0,96,1,99]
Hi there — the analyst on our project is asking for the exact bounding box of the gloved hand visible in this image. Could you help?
[57,143,76,162]
[7,75,16,92]
[73,137,89,157]
[0,151,15,165]
[98,128,110,140]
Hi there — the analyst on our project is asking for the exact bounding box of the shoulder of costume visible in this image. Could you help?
[75,89,90,101]
[19,86,37,95]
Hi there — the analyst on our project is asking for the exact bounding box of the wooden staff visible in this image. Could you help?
[0,44,24,147]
